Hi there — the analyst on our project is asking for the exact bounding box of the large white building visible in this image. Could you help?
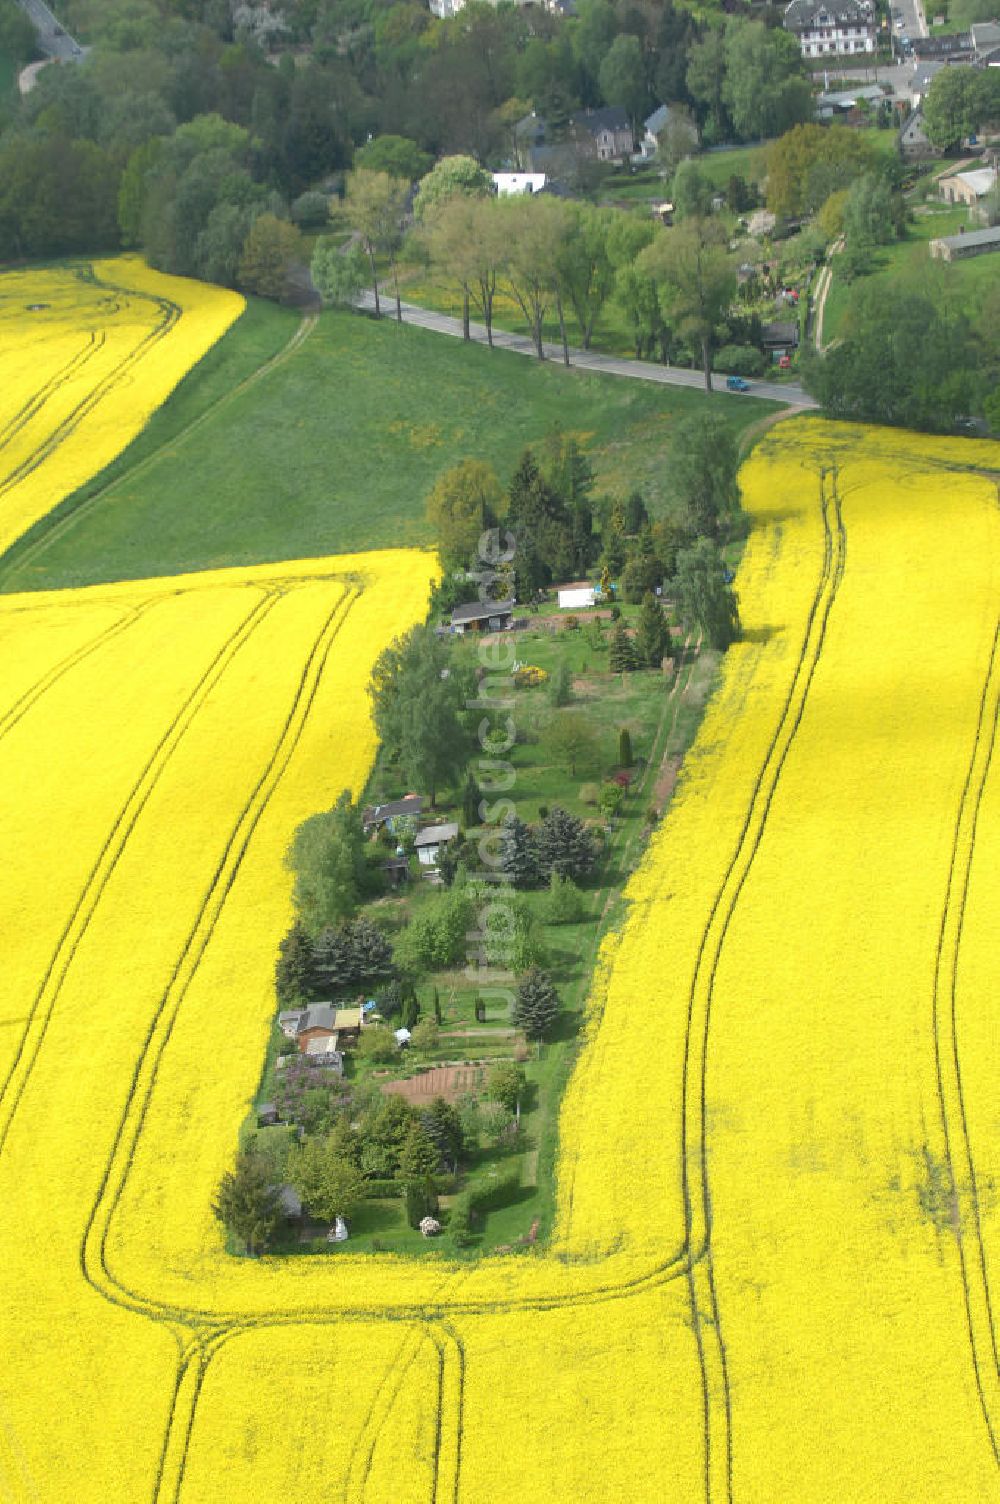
[783,0,876,57]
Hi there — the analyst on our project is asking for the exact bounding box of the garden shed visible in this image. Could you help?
[415,823,460,866]
[450,600,515,633]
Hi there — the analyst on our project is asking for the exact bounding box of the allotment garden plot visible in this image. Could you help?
[0,257,242,557]
[0,422,998,1502]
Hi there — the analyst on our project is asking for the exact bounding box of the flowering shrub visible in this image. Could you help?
[514,664,548,688]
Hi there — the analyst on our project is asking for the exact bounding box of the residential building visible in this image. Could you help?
[641,104,671,158]
[761,320,800,356]
[746,209,777,237]
[514,111,548,166]
[783,0,876,57]
[276,1185,303,1221]
[930,223,1000,258]
[303,1036,345,1073]
[292,1002,363,1051]
[638,103,698,163]
[570,107,634,161]
[558,585,596,609]
[899,107,939,159]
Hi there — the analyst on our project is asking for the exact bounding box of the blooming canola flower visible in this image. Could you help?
[0,419,998,1501]
[0,258,243,557]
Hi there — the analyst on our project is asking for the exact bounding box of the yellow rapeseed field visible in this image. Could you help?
[1,419,998,1502]
[0,258,243,557]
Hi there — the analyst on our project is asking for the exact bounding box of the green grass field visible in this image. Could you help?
[0,303,780,594]
[821,202,985,342]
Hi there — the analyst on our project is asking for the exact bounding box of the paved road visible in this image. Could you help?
[895,0,929,45]
[15,0,83,59]
[356,293,816,409]
[814,57,915,94]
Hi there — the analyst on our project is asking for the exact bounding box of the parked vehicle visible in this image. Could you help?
[726,375,751,392]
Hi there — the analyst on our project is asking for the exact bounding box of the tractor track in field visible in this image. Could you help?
[113,472,846,1504]
[930,618,1000,1466]
[344,1326,429,1504]
[0,267,181,510]
[0,598,155,743]
[0,587,280,1161]
[553,628,701,1241]
[0,307,317,592]
[79,583,361,1316]
[679,462,846,1503]
[0,331,106,455]
[0,454,854,1504]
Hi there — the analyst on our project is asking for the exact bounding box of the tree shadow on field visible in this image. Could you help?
[740,624,782,645]
[749,505,804,527]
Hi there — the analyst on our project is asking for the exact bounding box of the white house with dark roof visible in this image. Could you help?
[783,0,875,56]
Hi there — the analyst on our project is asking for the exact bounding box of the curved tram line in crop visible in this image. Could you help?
[0,598,154,743]
[0,587,282,1159]
[930,620,1000,1463]
[680,465,846,1503]
[97,469,853,1504]
[0,470,857,1504]
[0,331,106,457]
[0,267,182,510]
[5,462,995,1503]
[0,307,319,592]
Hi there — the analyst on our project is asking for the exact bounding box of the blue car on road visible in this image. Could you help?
[726,376,751,392]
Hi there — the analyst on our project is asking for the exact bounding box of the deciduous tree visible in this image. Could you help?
[343,168,409,320]
[355,134,432,182]
[237,212,303,300]
[289,1136,365,1223]
[669,412,740,535]
[674,538,741,648]
[287,792,367,933]
[639,218,736,391]
[311,238,368,307]
[369,627,472,805]
[543,710,601,777]
[425,459,505,567]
